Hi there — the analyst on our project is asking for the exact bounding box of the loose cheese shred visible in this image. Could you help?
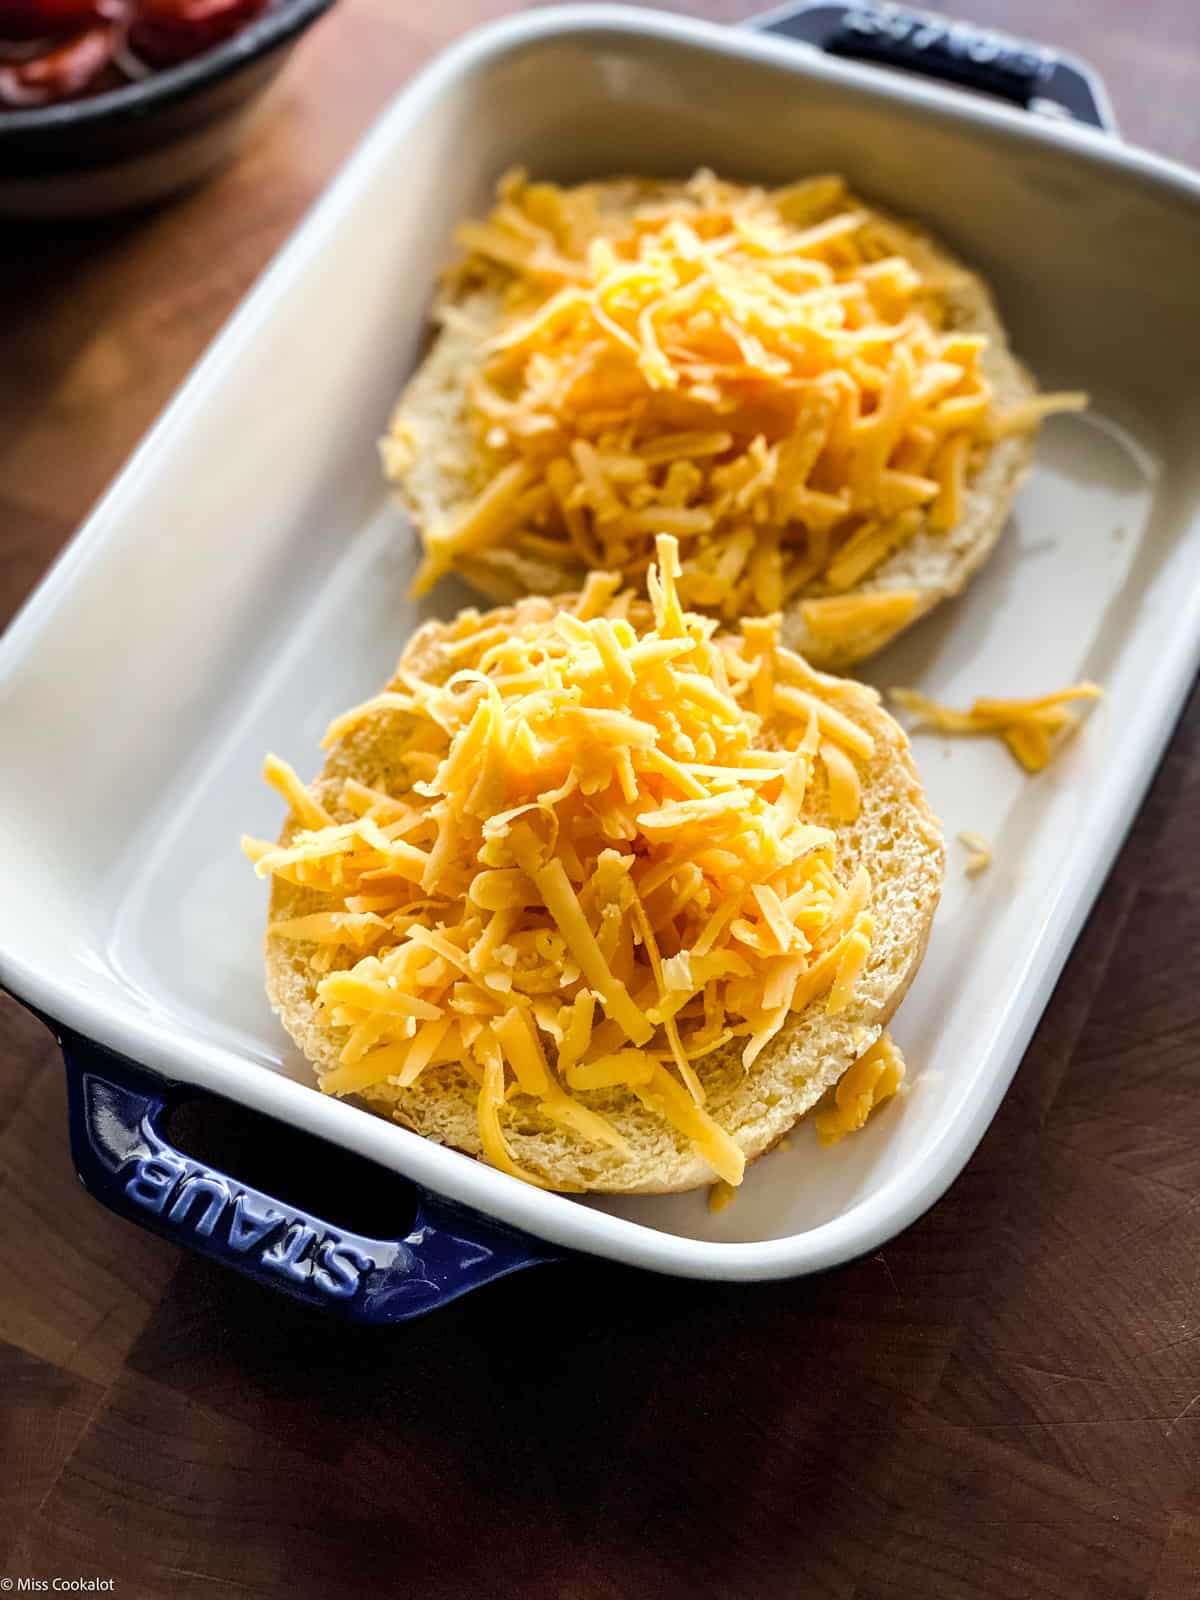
[988,391,1088,438]
[958,830,993,876]
[263,753,333,831]
[800,590,921,660]
[819,739,862,823]
[394,169,1085,622]
[814,1032,907,1145]
[245,537,881,1188]
[891,681,1102,772]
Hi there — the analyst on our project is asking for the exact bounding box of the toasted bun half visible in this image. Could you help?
[386,177,1037,671]
[263,598,943,1194]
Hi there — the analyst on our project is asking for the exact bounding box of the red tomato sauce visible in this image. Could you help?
[0,0,269,107]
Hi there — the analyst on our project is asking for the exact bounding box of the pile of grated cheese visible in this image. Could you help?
[396,168,1085,626]
[244,536,881,1190]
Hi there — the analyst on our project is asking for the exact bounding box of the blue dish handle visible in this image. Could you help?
[59,1030,557,1322]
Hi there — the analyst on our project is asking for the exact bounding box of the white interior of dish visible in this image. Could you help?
[2,8,1198,1276]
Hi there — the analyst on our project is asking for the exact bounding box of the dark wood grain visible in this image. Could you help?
[2,3,1198,1596]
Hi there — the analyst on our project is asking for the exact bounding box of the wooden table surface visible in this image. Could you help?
[2,3,1199,1595]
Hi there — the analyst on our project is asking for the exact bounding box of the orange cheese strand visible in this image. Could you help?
[247,535,878,1188]
[395,168,1085,619]
[814,1032,906,1145]
[800,590,921,658]
[891,681,1102,772]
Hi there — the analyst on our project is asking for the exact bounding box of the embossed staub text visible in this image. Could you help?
[123,1149,372,1298]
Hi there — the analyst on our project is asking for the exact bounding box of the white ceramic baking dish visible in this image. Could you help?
[3,3,1199,1319]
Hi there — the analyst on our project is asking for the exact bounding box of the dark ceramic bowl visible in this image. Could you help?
[0,0,335,218]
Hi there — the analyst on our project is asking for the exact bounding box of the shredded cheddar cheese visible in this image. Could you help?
[397,169,1086,620]
[801,589,922,659]
[814,1032,906,1145]
[958,830,992,876]
[245,536,879,1188]
[891,681,1102,772]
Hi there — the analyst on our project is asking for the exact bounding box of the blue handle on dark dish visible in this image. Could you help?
[60,1032,555,1322]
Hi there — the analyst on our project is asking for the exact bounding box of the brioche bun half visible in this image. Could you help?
[386,176,1038,671]
[262,594,944,1194]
